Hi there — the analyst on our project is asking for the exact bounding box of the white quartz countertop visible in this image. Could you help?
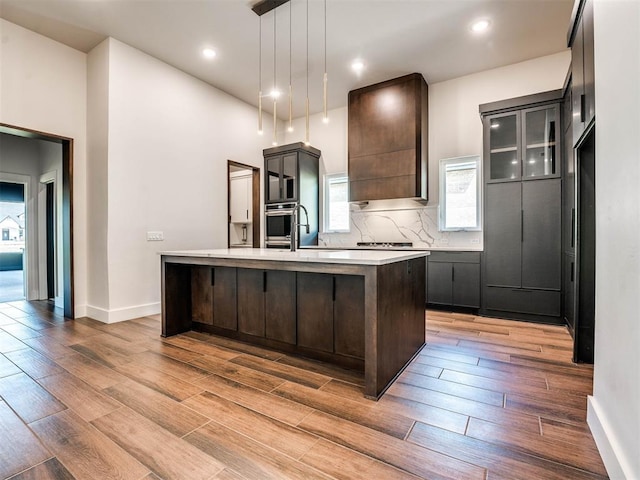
[160,248,429,266]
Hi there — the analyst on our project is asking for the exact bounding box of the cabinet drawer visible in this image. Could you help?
[428,251,480,263]
[484,287,560,316]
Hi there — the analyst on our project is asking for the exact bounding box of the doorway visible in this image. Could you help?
[575,129,596,363]
[227,161,260,248]
[0,123,74,318]
[0,180,26,302]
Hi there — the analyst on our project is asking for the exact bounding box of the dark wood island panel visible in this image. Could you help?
[161,252,427,399]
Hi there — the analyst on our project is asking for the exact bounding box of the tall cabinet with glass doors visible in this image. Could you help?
[480,91,564,324]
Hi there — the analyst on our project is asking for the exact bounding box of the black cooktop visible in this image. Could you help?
[356,242,414,248]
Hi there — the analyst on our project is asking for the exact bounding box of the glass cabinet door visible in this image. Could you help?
[523,106,558,178]
[267,156,281,202]
[488,113,520,180]
[282,153,297,201]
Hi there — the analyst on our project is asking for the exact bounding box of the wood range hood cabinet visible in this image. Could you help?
[348,73,429,202]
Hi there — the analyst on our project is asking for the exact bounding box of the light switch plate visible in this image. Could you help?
[147,231,164,241]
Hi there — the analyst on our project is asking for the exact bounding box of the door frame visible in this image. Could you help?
[0,123,74,318]
[227,160,260,248]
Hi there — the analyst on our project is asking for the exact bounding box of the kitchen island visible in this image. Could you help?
[161,248,428,399]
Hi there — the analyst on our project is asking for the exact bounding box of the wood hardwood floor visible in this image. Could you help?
[0,301,607,480]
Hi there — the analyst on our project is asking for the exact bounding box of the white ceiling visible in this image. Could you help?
[0,0,573,119]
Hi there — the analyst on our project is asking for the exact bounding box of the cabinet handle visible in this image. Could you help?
[246,209,249,220]
[580,94,586,123]
[263,271,267,292]
[571,262,575,282]
[211,268,215,286]
[571,208,576,248]
[521,210,524,242]
[332,276,336,302]
[451,266,455,282]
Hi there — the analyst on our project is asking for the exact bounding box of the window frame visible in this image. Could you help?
[438,155,482,232]
[323,173,350,233]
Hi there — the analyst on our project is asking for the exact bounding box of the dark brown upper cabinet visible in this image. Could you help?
[348,73,428,202]
[568,0,595,146]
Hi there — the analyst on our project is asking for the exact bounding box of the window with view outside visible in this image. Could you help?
[325,174,350,232]
[439,156,481,231]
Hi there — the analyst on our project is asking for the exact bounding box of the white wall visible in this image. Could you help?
[588,1,640,479]
[86,38,111,313]
[0,19,88,316]
[86,38,275,321]
[287,51,571,249]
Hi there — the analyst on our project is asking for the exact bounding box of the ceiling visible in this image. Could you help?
[0,0,573,119]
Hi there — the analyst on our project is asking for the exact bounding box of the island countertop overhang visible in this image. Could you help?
[160,248,429,266]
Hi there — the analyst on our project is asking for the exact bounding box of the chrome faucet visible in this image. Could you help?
[290,204,310,252]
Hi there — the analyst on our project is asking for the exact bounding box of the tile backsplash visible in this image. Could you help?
[319,201,483,250]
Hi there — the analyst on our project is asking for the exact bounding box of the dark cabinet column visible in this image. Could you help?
[297,272,334,353]
[237,269,265,337]
[334,275,365,359]
[522,179,562,290]
[265,270,297,344]
[484,182,522,287]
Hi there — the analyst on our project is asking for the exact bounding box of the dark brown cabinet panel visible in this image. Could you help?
[334,275,365,359]
[191,266,213,325]
[265,270,297,344]
[237,269,265,337]
[348,73,428,202]
[211,267,237,330]
[296,272,334,353]
[191,266,237,330]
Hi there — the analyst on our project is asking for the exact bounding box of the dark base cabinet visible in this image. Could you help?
[427,252,480,309]
[162,254,427,399]
[188,266,368,368]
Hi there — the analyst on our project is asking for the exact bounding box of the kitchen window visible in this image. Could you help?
[324,173,350,232]
[439,155,481,231]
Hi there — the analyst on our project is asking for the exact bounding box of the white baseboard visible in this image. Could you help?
[74,304,87,318]
[587,395,635,479]
[82,302,161,324]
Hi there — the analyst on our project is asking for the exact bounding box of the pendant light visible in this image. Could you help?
[287,1,293,133]
[252,0,326,145]
[272,7,278,146]
[322,0,328,124]
[258,15,263,135]
[305,0,310,145]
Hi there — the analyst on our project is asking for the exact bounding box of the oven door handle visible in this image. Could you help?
[265,210,294,217]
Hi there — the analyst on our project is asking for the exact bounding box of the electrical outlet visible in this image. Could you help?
[471,238,480,244]
[147,231,164,241]
[440,237,449,244]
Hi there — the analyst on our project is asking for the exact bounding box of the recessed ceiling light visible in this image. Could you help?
[351,59,365,73]
[202,48,216,59]
[270,89,281,99]
[471,19,491,33]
